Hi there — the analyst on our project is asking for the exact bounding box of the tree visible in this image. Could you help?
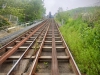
[0,0,45,22]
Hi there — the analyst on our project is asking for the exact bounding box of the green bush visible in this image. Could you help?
[59,17,100,75]
[0,15,11,27]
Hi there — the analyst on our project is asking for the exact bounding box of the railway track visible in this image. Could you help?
[0,19,81,75]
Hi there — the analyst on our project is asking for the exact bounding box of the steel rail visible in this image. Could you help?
[0,20,48,55]
[0,19,81,75]
[28,21,50,75]
[23,24,49,73]
[0,25,37,53]
[0,21,47,65]
[51,19,59,75]
[55,21,81,75]
[7,22,48,75]
[0,21,43,50]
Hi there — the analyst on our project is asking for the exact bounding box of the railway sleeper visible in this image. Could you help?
[34,59,75,75]
[0,56,70,60]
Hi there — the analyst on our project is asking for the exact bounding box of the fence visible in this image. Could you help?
[3,14,18,25]
[0,21,35,32]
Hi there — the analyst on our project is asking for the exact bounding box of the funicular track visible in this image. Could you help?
[0,19,81,75]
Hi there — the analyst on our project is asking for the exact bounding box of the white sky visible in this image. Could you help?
[44,0,100,15]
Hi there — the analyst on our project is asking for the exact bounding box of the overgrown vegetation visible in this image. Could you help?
[0,0,45,27]
[44,62,48,68]
[0,15,11,27]
[55,6,100,75]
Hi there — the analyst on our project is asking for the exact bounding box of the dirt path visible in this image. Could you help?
[0,26,23,39]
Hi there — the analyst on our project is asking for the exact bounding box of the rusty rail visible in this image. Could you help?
[55,21,81,75]
[51,19,59,75]
[0,19,81,75]
[28,21,50,75]
[7,22,48,75]
[0,21,41,50]
[0,21,47,65]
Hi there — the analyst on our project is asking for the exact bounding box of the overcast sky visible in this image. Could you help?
[44,0,100,15]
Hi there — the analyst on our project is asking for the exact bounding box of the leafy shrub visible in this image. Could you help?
[0,15,11,27]
[56,8,100,75]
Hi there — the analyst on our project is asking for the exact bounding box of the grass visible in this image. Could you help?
[59,18,100,75]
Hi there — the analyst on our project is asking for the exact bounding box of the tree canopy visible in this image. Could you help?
[0,0,45,22]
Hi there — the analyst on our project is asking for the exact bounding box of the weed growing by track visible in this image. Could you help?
[55,7,100,75]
